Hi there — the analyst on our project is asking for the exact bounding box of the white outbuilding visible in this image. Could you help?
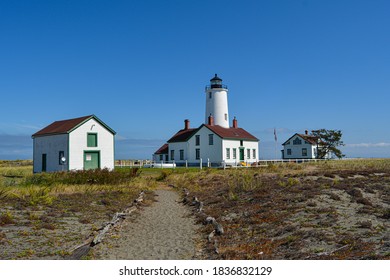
[153,74,259,167]
[281,130,331,160]
[32,115,116,172]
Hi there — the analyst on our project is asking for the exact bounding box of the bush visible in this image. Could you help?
[23,168,139,186]
[0,211,14,225]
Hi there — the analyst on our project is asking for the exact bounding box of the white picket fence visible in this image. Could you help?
[115,158,329,169]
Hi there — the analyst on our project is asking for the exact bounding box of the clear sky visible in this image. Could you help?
[1,0,389,160]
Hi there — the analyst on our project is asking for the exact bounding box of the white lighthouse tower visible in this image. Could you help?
[205,74,229,128]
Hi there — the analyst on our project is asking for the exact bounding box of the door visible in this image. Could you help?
[42,154,47,172]
[239,148,245,161]
[84,151,100,170]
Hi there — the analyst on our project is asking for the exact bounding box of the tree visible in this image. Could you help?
[311,129,345,159]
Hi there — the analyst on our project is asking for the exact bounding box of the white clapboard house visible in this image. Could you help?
[153,74,259,167]
[32,115,116,172]
[281,131,331,159]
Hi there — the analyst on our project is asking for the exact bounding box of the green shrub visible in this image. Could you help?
[156,169,173,181]
[0,211,14,225]
[23,168,139,186]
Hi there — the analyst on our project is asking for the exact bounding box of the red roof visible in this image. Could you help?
[282,133,319,146]
[297,134,319,145]
[167,128,198,143]
[204,124,258,141]
[167,124,258,143]
[32,115,116,137]
[154,143,169,154]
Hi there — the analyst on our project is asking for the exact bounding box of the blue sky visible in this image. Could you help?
[1,0,389,160]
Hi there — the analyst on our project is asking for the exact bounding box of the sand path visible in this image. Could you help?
[94,189,201,259]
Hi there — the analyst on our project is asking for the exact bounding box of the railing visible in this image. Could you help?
[115,158,330,169]
[205,84,228,91]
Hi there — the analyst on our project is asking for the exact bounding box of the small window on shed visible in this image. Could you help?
[87,133,98,147]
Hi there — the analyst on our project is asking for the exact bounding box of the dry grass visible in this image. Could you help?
[0,162,156,259]
[1,159,390,260]
[168,159,390,260]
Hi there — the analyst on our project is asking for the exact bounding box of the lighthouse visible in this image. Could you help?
[205,74,229,128]
[153,74,259,167]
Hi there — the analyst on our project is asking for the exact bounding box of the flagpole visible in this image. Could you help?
[274,128,278,160]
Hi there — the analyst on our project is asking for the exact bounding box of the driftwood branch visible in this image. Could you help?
[180,187,223,255]
[67,190,145,259]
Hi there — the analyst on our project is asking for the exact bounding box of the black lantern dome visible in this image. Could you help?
[209,74,227,89]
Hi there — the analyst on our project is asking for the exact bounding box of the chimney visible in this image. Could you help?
[232,117,238,128]
[305,130,308,135]
[208,114,214,126]
[184,119,190,130]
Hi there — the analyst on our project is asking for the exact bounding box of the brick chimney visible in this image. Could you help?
[184,119,190,130]
[208,114,214,126]
[232,117,238,128]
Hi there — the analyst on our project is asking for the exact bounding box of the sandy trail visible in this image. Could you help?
[94,189,201,259]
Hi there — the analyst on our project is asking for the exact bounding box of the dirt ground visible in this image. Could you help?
[1,161,389,260]
[92,188,201,259]
[0,188,145,259]
[168,164,390,259]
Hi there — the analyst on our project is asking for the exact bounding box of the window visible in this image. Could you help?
[159,155,163,161]
[87,133,98,147]
[170,150,175,160]
[224,113,227,121]
[233,148,237,159]
[302,148,307,157]
[59,151,65,165]
[209,134,214,145]
[247,149,250,159]
[226,148,230,159]
[287,149,292,155]
[209,92,212,99]
[240,140,243,146]
[252,149,256,159]
[180,150,184,160]
[195,135,200,146]
[293,137,302,145]
[195,149,200,160]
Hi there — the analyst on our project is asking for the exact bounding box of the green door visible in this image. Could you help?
[84,151,100,170]
[239,148,245,161]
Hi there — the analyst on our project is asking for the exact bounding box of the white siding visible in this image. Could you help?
[168,142,189,163]
[282,135,316,159]
[222,139,258,165]
[69,118,115,170]
[33,134,68,173]
[196,126,222,164]
[168,126,259,166]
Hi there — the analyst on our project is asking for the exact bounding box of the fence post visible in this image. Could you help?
[185,160,188,168]
[200,158,203,170]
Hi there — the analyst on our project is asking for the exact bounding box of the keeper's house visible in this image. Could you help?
[281,130,331,160]
[32,115,116,173]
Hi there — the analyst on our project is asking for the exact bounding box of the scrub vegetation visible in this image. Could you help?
[0,160,154,259]
[1,159,389,259]
[167,159,390,259]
